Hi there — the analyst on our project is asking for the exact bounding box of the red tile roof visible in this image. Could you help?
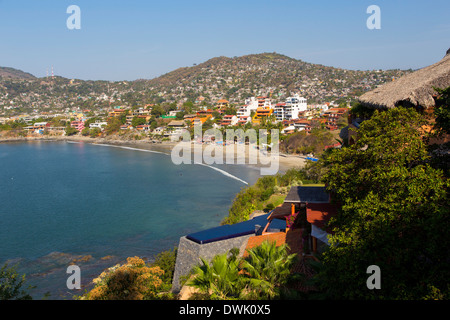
[306,203,338,233]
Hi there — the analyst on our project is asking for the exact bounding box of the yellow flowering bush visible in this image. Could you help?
[83,256,165,300]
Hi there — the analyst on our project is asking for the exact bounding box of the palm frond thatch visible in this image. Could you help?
[359,50,450,109]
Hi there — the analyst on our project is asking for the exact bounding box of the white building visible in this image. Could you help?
[236,97,261,117]
[237,116,251,126]
[90,121,108,130]
[220,115,238,127]
[274,94,307,121]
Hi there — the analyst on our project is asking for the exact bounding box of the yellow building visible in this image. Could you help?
[108,109,127,118]
[252,107,273,125]
[216,99,229,110]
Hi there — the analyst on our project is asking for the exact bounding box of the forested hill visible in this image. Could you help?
[145,52,412,104]
[0,52,412,115]
[0,66,36,80]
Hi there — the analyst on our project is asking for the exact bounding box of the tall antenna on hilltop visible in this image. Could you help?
[46,68,49,79]
[51,66,54,80]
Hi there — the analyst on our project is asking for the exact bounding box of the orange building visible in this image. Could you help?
[216,99,229,110]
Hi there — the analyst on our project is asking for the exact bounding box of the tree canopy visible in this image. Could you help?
[312,107,449,299]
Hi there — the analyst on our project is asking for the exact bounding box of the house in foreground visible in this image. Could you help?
[171,185,339,294]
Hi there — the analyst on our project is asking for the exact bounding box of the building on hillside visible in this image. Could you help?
[237,116,252,126]
[275,186,338,253]
[70,120,85,132]
[236,97,260,117]
[274,103,287,121]
[171,212,286,293]
[167,120,186,129]
[216,99,229,110]
[196,109,214,117]
[252,107,273,125]
[281,125,295,135]
[24,122,51,134]
[323,107,348,130]
[195,96,205,104]
[274,94,307,121]
[220,115,238,127]
[292,119,312,133]
[108,108,127,118]
[251,96,274,125]
[183,114,197,121]
[170,185,340,295]
[89,121,108,130]
[136,124,150,132]
[257,96,272,109]
[191,114,212,127]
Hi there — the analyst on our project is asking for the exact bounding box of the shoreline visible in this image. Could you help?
[1,134,309,299]
[0,135,308,173]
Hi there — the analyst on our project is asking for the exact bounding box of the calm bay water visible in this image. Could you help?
[0,141,261,299]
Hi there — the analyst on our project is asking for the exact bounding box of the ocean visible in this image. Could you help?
[0,140,262,299]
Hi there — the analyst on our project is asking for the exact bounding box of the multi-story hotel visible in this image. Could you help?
[236,97,259,117]
[274,94,307,121]
[252,96,274,125]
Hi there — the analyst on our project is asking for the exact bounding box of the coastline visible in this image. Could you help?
[0,135,307,173]
[1,134,309,299]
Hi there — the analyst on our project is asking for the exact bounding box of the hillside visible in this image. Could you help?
[0,66,36,80]
[145,52,412,104]
[0,52,412,116]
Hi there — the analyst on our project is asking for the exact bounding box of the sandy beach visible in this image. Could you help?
[0,134,308,173]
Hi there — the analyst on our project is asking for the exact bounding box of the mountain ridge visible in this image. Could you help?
[144,52,411,104]
[0,66,36,80]
[0,52,412,114]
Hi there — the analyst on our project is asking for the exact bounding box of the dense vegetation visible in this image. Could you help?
[310,102,449,299]
[222,167,321,225]
[187,241,300,300]
[80,248,177,300]
[0,263,33,300]
[2,87,448,301]
[280,128,336,155]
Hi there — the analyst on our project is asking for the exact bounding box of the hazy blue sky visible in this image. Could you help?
[0,0,449,81]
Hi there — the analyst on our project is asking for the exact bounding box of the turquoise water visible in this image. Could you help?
[0,141,261,299]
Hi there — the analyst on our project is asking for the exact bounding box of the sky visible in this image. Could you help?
[0,0,449,81]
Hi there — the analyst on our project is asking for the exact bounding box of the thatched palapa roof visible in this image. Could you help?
[359,49,450,109]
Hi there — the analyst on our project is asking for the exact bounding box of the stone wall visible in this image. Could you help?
[171,234,252,293]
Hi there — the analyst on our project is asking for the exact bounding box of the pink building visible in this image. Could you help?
[70,120,85,132]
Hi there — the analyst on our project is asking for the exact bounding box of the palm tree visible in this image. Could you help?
[187,250,242,300]
[240,240,297,299]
